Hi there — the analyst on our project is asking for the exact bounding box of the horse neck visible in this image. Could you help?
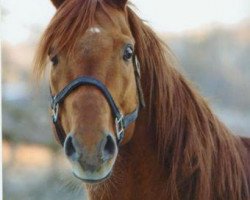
[145,66,250,199]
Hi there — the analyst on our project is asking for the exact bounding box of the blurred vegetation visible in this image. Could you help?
[166,23,250,113]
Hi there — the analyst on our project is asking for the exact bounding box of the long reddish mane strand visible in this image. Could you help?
[127,7,249,200]
[34,0,100,78]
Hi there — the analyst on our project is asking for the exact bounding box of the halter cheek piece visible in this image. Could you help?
[50,56,145,146]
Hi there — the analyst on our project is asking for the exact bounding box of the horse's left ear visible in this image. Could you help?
[50,0,65,8]
[105,0,128,10]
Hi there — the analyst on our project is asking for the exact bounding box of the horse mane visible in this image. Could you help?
[34,0,100,78]
[127,7,249,200]
[33,0,249,199]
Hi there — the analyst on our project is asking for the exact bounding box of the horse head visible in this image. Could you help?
[41,0,141,183]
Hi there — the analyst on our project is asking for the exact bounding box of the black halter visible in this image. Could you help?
[50,56,145,146]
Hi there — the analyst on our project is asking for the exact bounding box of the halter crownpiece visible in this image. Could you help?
[50,56,145,146]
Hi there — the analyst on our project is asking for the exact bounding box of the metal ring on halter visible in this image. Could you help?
[52,103,59,122]
[115,114,125,143]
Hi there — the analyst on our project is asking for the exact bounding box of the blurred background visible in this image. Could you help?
[2,0,250,199]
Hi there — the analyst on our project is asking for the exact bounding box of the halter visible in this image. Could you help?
[50,56,145,146]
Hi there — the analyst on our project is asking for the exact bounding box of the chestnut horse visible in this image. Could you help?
[34,0,250,199]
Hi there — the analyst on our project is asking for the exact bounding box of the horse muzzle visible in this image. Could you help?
[64,132,117,183]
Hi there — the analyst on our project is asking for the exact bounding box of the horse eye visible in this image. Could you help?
[123,45,134,61]
[50,55,59,66]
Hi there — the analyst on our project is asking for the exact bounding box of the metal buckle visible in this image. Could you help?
[115,114,125,142]
[52,103,59,122]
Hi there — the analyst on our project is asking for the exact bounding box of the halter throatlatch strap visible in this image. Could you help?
[50,56,144,146]
[133,56,145,108]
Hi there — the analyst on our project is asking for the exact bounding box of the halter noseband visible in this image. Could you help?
[50,56,145,146]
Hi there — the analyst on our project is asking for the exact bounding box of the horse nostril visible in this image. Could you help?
[64,134,80,161]
[102,135,116,162]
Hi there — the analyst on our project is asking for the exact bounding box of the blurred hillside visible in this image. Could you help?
[165,21,250,114]
[165,22,250,136]
[2,42,52,145]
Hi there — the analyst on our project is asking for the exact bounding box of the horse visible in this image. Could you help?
[33,0,250,199]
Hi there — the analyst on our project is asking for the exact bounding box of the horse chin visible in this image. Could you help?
[73,170,112,184]
[71,161,114,184]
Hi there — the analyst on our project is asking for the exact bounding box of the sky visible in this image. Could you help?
[2,0,250,45]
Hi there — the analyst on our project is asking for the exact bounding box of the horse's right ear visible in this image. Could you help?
[104,0,128,10]
[50,0,65,8]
